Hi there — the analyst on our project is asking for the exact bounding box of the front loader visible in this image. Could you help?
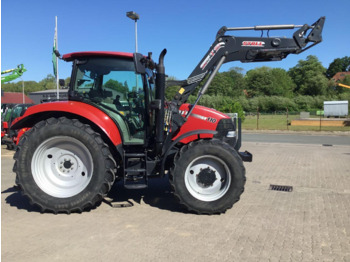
[12,17,325,214]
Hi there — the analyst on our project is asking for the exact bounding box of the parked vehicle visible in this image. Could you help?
[2,104,32,149]
[1,64,26,83]
[12,17,325,214]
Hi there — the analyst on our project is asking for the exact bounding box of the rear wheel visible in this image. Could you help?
[14,117,116,213]
[170,139,246,214]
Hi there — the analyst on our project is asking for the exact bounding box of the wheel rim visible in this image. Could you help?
[31,136,93,198]
[184,155,231,202]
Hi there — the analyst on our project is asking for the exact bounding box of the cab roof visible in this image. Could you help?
[62,51,134,61]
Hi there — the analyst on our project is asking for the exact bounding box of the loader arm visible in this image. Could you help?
[172,16,325,105]
[1,64,27,83]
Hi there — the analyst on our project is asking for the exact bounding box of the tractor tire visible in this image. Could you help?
[169,139,246,214]
[13,117,116,213]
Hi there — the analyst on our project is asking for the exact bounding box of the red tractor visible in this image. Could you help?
[12,17,324,214]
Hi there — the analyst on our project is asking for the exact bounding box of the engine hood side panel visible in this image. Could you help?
[173,104,230,143]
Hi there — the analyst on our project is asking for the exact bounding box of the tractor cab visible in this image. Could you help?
[63,52,155,145]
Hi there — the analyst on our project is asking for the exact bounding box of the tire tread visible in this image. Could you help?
[13,117,116,214]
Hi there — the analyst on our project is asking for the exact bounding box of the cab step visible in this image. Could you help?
[123,150,148,189]
[124,184,148,190]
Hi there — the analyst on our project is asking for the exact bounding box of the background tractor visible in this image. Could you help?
[1,104,32,149]
[1,64,26,83]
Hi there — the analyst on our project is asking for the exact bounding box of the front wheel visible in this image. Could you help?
[170,139,246,214]
[13,117,116,213]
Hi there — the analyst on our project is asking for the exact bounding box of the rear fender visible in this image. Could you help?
[11,101,122,146]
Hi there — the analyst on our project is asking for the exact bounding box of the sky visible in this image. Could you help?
[1,0,349,83]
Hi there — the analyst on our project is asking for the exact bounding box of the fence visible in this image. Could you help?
[242,108,350,131]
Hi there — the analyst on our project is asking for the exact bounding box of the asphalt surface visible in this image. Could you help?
[2,135,350,261]
[244,132,350,146]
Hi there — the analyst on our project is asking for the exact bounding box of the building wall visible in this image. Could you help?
[29,90,68,104]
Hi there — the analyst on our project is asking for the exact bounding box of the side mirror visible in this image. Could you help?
[133,53,146,74]
[59,79,65,87]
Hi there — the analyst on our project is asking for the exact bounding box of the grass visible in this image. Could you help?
[242,114,350,132]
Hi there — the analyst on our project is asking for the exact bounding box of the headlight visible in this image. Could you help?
[226,131,236,138]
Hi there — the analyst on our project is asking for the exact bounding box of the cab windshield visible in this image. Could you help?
[72,57,146,144]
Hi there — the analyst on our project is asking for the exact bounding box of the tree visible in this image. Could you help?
[38,74,56,90]
[1,80,43,95]
[326,56,350,79]
[165,76,181,100]
[206,67,246,97]
[332,75,350,94]
[64,77,71,88]
[218,101,245,122]
[245,67,294,97]
[288,55,328,96]
[104,79,128,94]
[342,75,350,86]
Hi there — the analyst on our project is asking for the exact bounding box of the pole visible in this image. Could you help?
[257,107,259,130]
[286,107,289,130]
[135,20,138,53]
[134,19,138,89]
[22,78,25,103]
[56,16,59,100]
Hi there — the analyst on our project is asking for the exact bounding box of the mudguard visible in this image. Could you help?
[11,101,122,146]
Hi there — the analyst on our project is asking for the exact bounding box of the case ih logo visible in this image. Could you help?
[242,41,265,47]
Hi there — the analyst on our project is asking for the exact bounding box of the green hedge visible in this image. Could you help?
[189,94,350,113]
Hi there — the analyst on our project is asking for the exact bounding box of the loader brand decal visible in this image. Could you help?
[179,110,217,123]
[242,41,265,47]
[200,42,225,70]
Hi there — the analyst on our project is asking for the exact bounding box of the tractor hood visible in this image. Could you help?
[179,104,229,123]
[173,103,231,144]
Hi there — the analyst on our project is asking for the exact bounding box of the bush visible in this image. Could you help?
[218,101,245,122]
[188,94,349,115]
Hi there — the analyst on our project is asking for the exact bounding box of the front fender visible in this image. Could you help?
[11,101,122,146]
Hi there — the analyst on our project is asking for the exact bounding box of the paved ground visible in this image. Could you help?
[2,140,350,262]
[244,132,350,145]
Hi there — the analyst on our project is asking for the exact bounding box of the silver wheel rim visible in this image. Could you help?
[31,136,93,198]
[184,155,231,202]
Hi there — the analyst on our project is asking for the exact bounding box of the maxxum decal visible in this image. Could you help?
[200,42,225,70]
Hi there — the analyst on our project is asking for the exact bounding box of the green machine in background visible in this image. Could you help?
[1,64,27,83]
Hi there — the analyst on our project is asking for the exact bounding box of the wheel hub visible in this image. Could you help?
[56,154,78,175]
[63,160,72,169]
[31,136,93,198]
[184,155,231,202]
[196,167,216,188]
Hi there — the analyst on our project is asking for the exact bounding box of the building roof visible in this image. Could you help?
[1,92,34,104]
[29,89,68,94]
[332,72,350,82]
